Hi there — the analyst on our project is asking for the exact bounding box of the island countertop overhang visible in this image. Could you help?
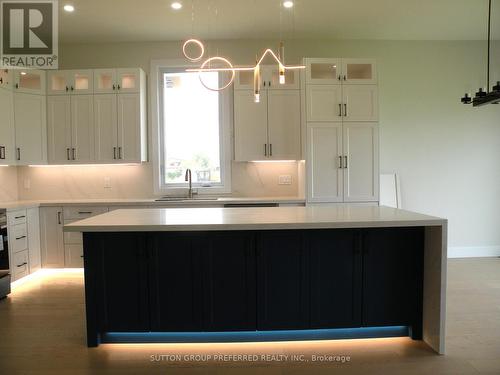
[64,206,447,232]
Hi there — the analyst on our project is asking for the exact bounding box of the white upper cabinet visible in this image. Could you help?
[47,70,94,95]
[94,94,118,162]
[305,58,377,85]
[0,69,13,90]
[306,85,343,122]
[117,93,144,161]
[94,68,142,94]
[307,123,343,202]
[0,88,16,165]
[71,95,95,162]
[13,69,46,95]
[341,58,377,84]
[234,66,300,90]
[267,90,301,160]
[305,58,342,84]
[14,93,47,165]
[342,122,379,202]
[342,85,379,122]
[47,95,72,162]
[234,90,269,161]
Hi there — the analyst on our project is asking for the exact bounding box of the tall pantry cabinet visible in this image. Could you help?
[305,58,379,203]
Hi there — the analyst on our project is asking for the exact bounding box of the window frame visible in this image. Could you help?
[150,59,232,196]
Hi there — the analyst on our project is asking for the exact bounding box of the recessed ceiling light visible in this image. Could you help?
[20,71,27,75]
[283,1,294,8]
[171,2,182,10]
[63,4,74,12]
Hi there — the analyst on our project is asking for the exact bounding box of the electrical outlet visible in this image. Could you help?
[23,178,30,189]
[104,177,111,189]
[278,175,292,185]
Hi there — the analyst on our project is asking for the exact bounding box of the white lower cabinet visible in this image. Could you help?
[7,207,41,281]
[307,122,379,203]
[40,207,65,268]
[14,93,47,165]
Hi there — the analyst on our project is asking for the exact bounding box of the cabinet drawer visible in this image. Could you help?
[63,206,108,220]
[10,223,28,253]
[65,244,84,268]
[11,250,29,281]
[8,209,27,226]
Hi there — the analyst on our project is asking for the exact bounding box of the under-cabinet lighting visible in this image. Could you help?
[63,4,74,12]
[171,2,182,10]
[28,164,141,168]
[250,160,302,163]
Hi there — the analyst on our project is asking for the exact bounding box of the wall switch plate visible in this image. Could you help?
[278,175,292,185]
[23,178,30,189]
[104,177,111,189]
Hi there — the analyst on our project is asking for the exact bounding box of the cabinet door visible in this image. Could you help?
[93,69,117,94]
[257,231,308,330]
[305,58,342,84]
[0,69,13,90]
[307,123,343,203]
[309,230,362,328]
[0,88,16,164]
[341,59,377,84]
[27,207,41,273]
[47,95,72,163]
[14,70,46,94]
[94,94,117,162]
[10,250,29,281]
[234,70,255,90]
[342,85,379,122]
[203,233,256,331]
[267,90,301,160]
[149,233,203,331]
[47,70,70,95]
[116,68,141,93]
[306,85,343,122]
[362,227,424,330]
[117,93,141,162]
[65,244,83,268]
[71,95,95,162]
[234,90,269,161]
[39,207,65,268]
[14,93,47,165]
[95,233,149,332]
[343,123,379,202]
[70,69,94,94]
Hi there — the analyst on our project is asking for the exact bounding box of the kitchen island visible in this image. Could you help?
[65,205,447,353]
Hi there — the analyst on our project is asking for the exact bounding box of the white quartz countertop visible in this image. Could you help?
[0,197,305,211]
[64,206,446,232]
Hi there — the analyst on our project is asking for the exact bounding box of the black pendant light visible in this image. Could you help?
[461,0,500,106]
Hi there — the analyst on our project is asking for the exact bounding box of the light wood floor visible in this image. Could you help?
[0,258,499,374]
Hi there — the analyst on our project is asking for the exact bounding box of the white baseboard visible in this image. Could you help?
[448,246,500,258]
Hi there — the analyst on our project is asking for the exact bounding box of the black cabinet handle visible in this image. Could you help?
[269,144,273,156]
[65,86,69,92]
[338,155,343,169]
[16,148,20,161]
[343,75,347,81]
[15,235,26,240]
[338,103,342,116]
[15,83,19,89]
[113,147,117,159]
[112,84,116,90]
[117,84,121,90]
[78,211,93,214]
[14,215,25,219]
[0,77,3,84]
[16,262,27,268]
[344,103,348,117]
[57,212,62,225]
[72,148,76,160]
[67,148,70,160]
[118,147,122,159]
[344,155,348,169]
[264,144,267,157]
[71,86,74,91]
[80,255,84,258]
[0,146,5,159]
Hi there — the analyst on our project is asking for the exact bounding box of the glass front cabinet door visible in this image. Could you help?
[13,69,46,94]
[341,59,377,84]
[47,70,94,95]
[305,58,377,85]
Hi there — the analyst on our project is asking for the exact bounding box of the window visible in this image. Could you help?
[154,66,232,194]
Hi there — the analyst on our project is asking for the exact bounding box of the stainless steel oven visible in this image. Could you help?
[0,209,11,298]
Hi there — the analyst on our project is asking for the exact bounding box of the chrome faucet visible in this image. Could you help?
[184,169,193,199]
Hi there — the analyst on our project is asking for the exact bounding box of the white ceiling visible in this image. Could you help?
[59,0,500,43]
